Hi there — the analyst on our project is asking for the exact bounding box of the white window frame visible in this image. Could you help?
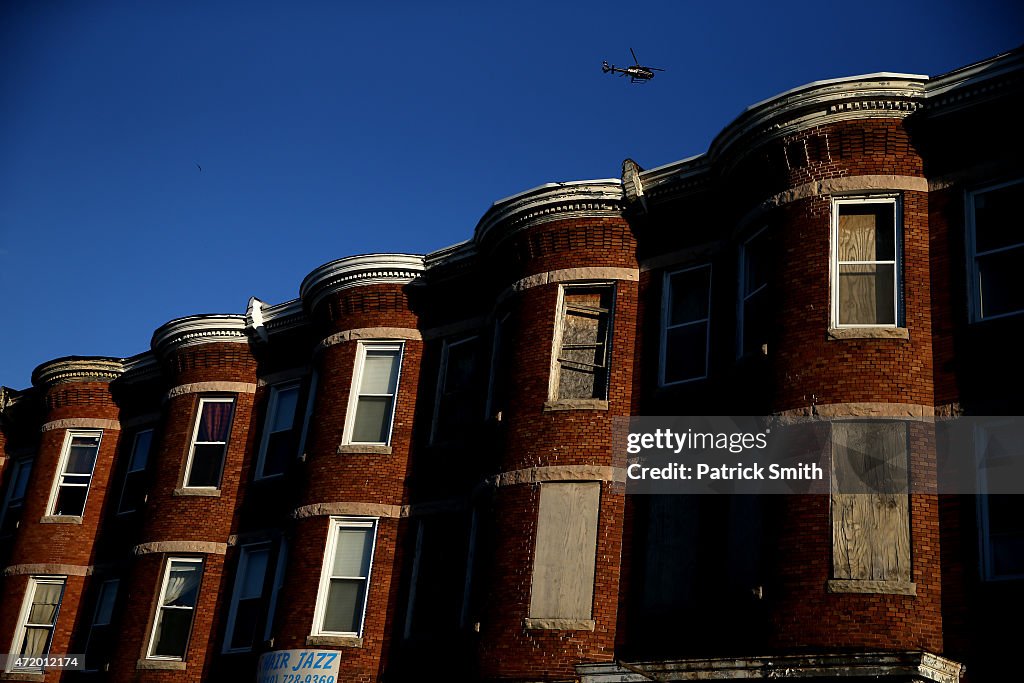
[830,195,901,329]
[83,578,120,672]
[966,177,1024,322]
[0,454,33,536]
[182,397,235,490]
[147,556,204,660]
[7,576,66,672]
[431,335,480,444]
[223,542,271,653]
[737,227,768,358]
[46,430,102,517]
[311,517,378,638]
[975,419,1024,581]
[255,381,302,480]
[342,342,404,446]
[263,539,288,642]
[660,264,712,386]
[118,428,154,515]
[548,282,616,401]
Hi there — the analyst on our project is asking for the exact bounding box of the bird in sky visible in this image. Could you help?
[196,163,202,172]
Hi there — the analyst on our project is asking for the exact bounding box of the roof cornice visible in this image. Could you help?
[299,254,426,310]
[151,315,249,357]
[32,357,125,388]
[119,352,161,383]
[474,180,625,247]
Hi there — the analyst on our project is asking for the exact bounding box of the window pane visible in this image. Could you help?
[130,431,153,471]
[12,461,32,499]
[270,386,299,433]
[978,247,1024,318]
[744,233,769,295]
[668,268,710,326]
[332,528,372,577]
[28,583,63,624]
[85,625,113,671]
[54,486,88,516]
[152,608,193,658]
[837,203,895,261]
[664,322,708,384]
[230,598,263,649]
[240,549,270,598]
[975,182,1024,253]
[322,579,365,633]
[838,264,895,325]
[360,351,399,395]
[351,397,392,443]
[19,627,52,659]
[164,563,202,607]
[198,401,234,443]
[93,581,119,625]
[187,443,225,487]
[742,288,770,357]
[66,441,99,475]
[263,431,296,477]
[444,340,479,395]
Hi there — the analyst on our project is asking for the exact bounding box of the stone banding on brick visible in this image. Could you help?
[291,502,404,520]
[317,327,422,352]
[3,563,93,576]
[133,541,228,555]
[40,417,120,432]
[165,381,257,399]
[488,465,627,488]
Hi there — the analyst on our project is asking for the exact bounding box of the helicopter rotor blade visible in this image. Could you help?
[630,47,639,65]
[649,67,665,72]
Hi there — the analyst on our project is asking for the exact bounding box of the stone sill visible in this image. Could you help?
[39,515,82,525]
[826,579,916,595]
[524,617,596,631]
[136,659,187,671]
[0,673,45,682]
[827,327,909,340]
[305,635,363,647]
[337,444,392,455]
[173,487,222,498]
[543,399,609,412]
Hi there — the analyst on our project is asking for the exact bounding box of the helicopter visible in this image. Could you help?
[602,48,665,83]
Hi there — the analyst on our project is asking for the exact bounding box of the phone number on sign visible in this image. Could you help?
[262,676,334,683]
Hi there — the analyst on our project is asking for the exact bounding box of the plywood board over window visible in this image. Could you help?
[830,421,910,582]
[529,482,601,620]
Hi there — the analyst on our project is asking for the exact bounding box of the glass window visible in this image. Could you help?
[432,336,481,443]
[184,398,235,488]
[344,344,402,445]
[10,577,65,671]
[314,519,376,636]
[49,431,102,517]
[661,265,711,385]
[552,285,614,400]
[118,429,153,514]
[968,178,1024,321]
[148,558,204,659]
[224,544,270,652]
[977,420,1024,580]
[84,579,119,671]
[0,456,33,537]
[256,382,301,479]
[832,197,900,327]
[739,229,770,357]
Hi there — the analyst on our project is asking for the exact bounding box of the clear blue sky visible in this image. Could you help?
[1,1,1021,388]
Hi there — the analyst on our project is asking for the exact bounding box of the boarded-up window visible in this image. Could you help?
[552,286,613,400]
[529,482,601,619]
[833,198,899,327]
[831,422,910,581]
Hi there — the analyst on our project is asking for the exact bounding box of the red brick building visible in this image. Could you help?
[1,46,1022,682]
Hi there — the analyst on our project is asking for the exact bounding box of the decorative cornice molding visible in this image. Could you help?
[299,253,426,310]
[474,180,626,247]
[32,357,124,387]
[151,315,249,357]
[118,352,161,383]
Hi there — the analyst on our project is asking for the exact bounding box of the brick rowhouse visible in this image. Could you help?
[1,47,1023,683]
